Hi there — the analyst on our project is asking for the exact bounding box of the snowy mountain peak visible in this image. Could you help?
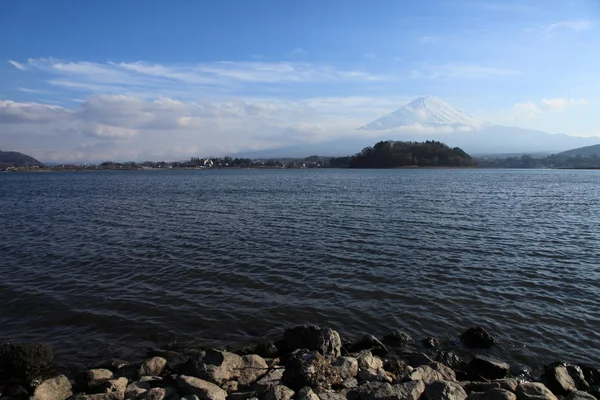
[358,96,489,130]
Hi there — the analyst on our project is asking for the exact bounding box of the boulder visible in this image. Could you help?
[139,357,168,377]
[253,367,285,392]
[78,369,115,392]
[334,357,359,379]
[383,359,412,381]
[580,365,600,386]
[282,326,342,358]
[566,391,597,400]
[436,352,465,370]
[408,353,434,368]
[239,355,270,386]
[515,383,558,400]
[125,380,151,399]
[468,389,516,400]
[281,350,341,391]
[464,379,518,394]
[410,362,456,383]
[382,331,412,347]
[101,377,128,393]
[264,385,295,400]
[460,327,496,349]
[194,350,268,386]
[139,387,177,400]
[318,392,348,400]
[357,351,390,383]
[0,343,54,380]
[227,392,260,400]
[72,393,126,400]
[468,356,509,380]
[31,374,72,400]
[297,386,321,400]
[176,375,227,400]
[357,380,425,400]
[543,364,590,396]
[423,380,467,400]
[182,396,201,400]
[342,377,359,389]
[348,335,389,358]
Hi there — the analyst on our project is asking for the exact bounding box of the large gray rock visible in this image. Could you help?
[253,367,285,392]
[423,380,468,400]
[32,374,72,400]
[297,386,321,400]
[195,350,268,386]
[515,382,558,400]
[101,377,128,393]
[125,380,151,399]
[139,387,177,400]
[565,391,597,400]
[80,369,115,392]
[464,379,518,394]
[544,364,589,396]
[283,326,342,358]
[318,392,348,400]
[139,357,168,377]
[410,363,456,383]
[347,335,389,358]
[334,357,359,379]
[281,350,342,391]
[469,389,516,400]
[468,356,509,380]
[357,351,390,383]
[264,385,295,400]
[0,343,54,380]
[357,380,426,400]
[382,330,412,346]
[176,375,228,400]
[73,393,125,400]
[460,327,496,349]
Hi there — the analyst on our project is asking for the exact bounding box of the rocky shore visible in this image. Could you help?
[1,325,598,400]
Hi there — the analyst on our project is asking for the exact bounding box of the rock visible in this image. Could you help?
[176,375,227,400]
[469,389,516,400]
[31,374,72,400]
[515,383,558,400]
[464,380,518,394]
[460,327,496,349]
[4,384,29,397]
[421,338,440,349]
[222,380,239,392]
[423,380,468,400]
[382,331,412,347]
[264,385,295,400]
[282,326,342,358]
[139,387,177,400]
[410,363,456,384]
[357,351,390,383]
[342,378,359,389]
[348,336,389,358]
[253,367,285,392]
[437,352,465,370]
[78,369,115,392]
[194,350,267,387]
[281,350,342,391]
[580,365,600,386]
[468,356,509,380]
[0,343,54,380]
[297,386,320,400]
[73,393,126,400]
[125,380,151,399]
[100,377,128,393]
[139,357,167,378]
[181,396,200,400]
[383,359,412,381]
[334,357,359,379]
[357,380,426,400]
[318,392,347,400]
[408,353,434,368]
[566,391,597,400]
[543,364,590,396]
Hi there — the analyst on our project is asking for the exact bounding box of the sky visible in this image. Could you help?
[1,0,599,162]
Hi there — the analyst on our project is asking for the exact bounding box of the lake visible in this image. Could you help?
[1,169,599,373]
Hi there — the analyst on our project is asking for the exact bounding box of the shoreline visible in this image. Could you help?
[1,325,598,400]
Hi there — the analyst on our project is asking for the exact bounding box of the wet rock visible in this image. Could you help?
[78,369,115,392]
[408,353,434,368]
[382,331,412,347]
[334,357,359,380]
[95,359,130,372]
[348,336,389,358]
[422,338,441,349]
[100,377,128,393]
[31,374,72,400]
[468,389,516,400]
[423,380,467,400]
[464,379,518,394]
[437,352,465,370]
[239,342,280,359]
[264,385,294,400]
[515,382,557,400]
[383,359,412,381]
[282,326,342,359]
[281,350,341,391]
[253,367,284,392]
[139,357,167,378]
[195,350,268,387]
[566,391,597,400]
[580,365,600,386]
[410,362,456,384]
[4,384,29,397]
[73,393,126,400]
[125,380,151,399]
[0,343,54,380]
[468,356,509,380]
[176,375,227,400]
[297,386,320,400]
[357,380,425,400]
[357,351,390,383]
[543,364,589,395]
[460,327,496,349]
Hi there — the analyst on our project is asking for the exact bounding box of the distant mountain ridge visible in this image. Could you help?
[0,150,43,166]
[556,144,600,157]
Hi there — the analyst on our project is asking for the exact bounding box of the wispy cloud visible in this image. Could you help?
[546,19,594,32]
[512,98,587,119]
[8,60,27,70]
[290,48,306,55]
[418,36,442,43]
[414,64,519,80]
[18,87,55,94]
[363,53,378,60]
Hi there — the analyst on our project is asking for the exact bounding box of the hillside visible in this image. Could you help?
[0,150,44,167]
[556,144,600,158]
[330,140,474,168]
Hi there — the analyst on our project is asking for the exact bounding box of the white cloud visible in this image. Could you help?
[18,87,55,94]
[414,64,519,80]
[511,98,587,119]
[8,60,27,70]
[290,48,306,55]
[546,19,594,32]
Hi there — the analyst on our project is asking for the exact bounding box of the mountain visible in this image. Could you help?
[359,96,489,130]
[0,150,44,166]
[356,96,599,155]
[556,144,600,158]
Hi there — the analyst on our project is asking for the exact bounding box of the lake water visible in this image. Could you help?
[1,169,599,373]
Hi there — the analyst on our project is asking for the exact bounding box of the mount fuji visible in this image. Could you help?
[357,96,599,155]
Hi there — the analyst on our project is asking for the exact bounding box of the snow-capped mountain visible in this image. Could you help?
[359,96,489,130]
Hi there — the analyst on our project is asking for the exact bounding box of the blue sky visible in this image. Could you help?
[1,0,599,162]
